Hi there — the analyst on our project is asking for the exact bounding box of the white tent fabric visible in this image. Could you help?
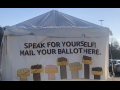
[1,10,112,81]
[4,10,112,37]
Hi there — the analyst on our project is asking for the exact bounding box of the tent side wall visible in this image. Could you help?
[1,35,12,81]
[3,35,109,81]
[1,35,110,81]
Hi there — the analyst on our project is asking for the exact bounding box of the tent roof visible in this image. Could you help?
[4,10,112,37]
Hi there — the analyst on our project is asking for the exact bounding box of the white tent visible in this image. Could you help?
[1,10,112,81]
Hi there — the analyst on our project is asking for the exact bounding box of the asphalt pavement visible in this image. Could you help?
[109,72,120,77]
[114,72,120,77]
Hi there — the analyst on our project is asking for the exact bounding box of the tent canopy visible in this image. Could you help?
[4,10,112,37]
[1,10,110,81]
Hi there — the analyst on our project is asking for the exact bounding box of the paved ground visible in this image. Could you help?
[114,72,120,77]
[107,72,120,81]
[109,72,120,77]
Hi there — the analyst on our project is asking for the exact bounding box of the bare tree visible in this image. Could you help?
[109,37,120,59]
